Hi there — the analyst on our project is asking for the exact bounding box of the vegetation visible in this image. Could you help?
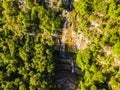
[0,0,120,90]
[0,0,62,90]
[74,0,120,90]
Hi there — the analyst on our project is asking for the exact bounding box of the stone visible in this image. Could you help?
[74,0,78,2]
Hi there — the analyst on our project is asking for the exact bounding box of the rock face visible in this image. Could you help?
[54,10,90,53]
[54,24,90,52]
[55,58,82,90]
[74,0,78,2]
[62,0,70,5]
[53,1,82,89]
[55,71,79,90]
[44,0,71,8]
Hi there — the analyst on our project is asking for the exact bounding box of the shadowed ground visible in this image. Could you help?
[54,56,82,90]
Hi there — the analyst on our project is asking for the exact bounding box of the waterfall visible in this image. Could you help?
[59,0,73,58]
[59,20,68,57]
[68,0,73,11]
[71,58,75,73]
[63,20,68,29]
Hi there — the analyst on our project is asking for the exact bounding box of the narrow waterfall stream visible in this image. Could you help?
[54,1,82,90]
[59,19,68,58]
[71,58,75,73]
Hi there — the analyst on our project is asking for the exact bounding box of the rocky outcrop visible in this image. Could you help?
[54,57,82,90]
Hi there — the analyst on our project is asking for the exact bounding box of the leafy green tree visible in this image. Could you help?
[0,0,62,90]
[76,49,91,71]
[90,85,97,90]
[109,76,120,90]
[2,0,20,16]
[113,42,120,57]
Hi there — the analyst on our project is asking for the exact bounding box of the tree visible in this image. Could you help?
[113,42,120,57]
[76,49,91,71]
[90,85,97,90]
[0,0,62,89]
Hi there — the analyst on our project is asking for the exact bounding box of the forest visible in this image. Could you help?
[0,0,120,90]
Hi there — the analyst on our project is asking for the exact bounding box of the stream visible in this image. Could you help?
[54,1,81,90]
[54,0,82,90]
[59,19,68,58]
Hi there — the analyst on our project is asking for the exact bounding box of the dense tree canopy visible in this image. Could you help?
[0,0,120,90]
[0,0,62,90]
[74,0,120,90]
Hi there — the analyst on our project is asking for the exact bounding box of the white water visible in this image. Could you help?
[60,20,68,57]
[63,20,68,28]
[71,59,75,73]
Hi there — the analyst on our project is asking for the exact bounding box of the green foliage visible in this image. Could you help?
[90,85,97,90]
[19,48,29,61]
[76,49,91,71]
[74,0,90,16]
[0,0,62,89]
[74,0,120,90]
[76,49,107,89]
[25,0,35,8]
[1,0,120,90]
[89,63,97,73]
[109,76,120,90]
[92,71,106,83]
[113,42,120,57]
[93,0,108,13]
[2,0,20,16]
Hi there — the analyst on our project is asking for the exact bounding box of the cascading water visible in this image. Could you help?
[59,19,68,57]
[70,58,75,73]
[68,0,73,11]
